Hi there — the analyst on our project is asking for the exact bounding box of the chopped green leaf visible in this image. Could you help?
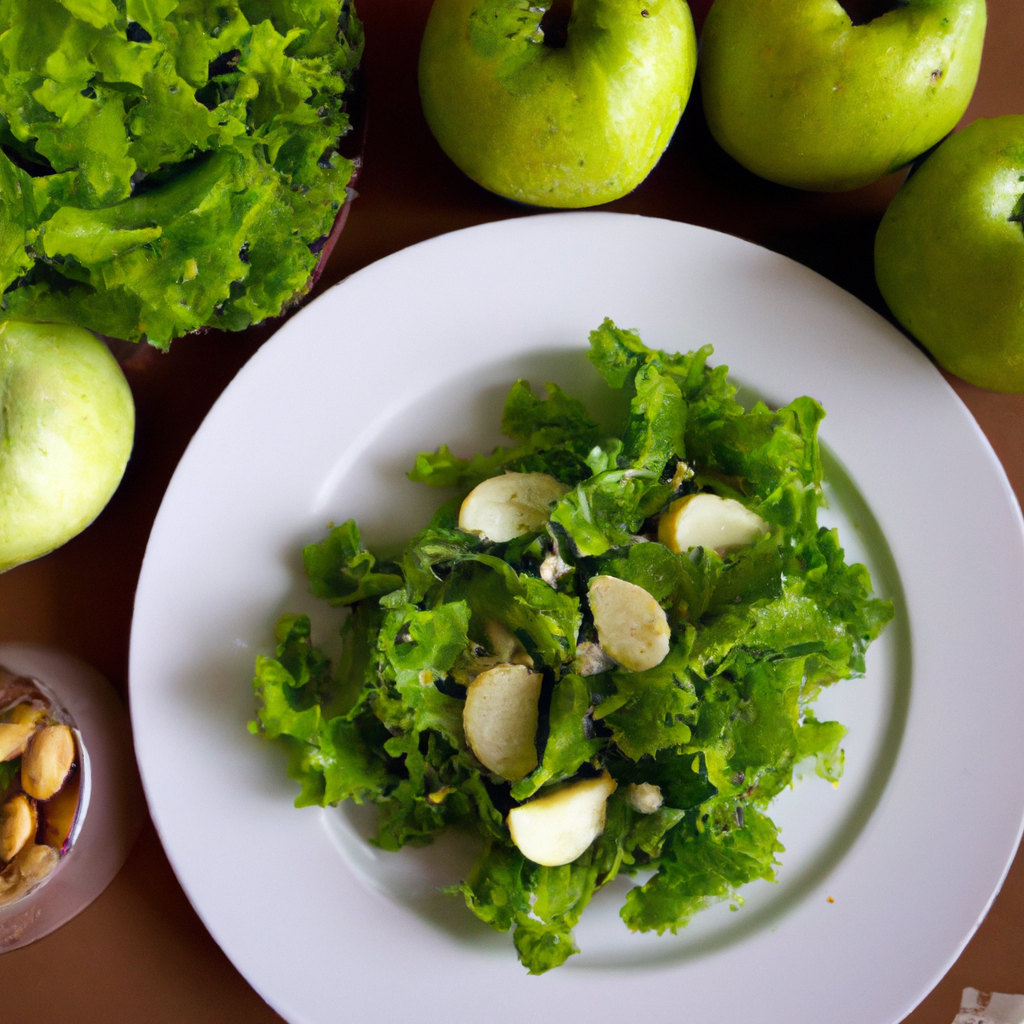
[251,319,892,973]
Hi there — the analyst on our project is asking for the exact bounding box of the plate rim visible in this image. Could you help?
[130,211,1024,1024]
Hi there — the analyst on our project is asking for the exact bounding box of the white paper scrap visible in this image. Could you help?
[953,988,1024,1024]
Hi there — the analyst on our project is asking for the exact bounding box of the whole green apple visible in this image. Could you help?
[0,320,135,572]
[700,0,987,192]
[875,116,1024,393]
[419,0,697,208]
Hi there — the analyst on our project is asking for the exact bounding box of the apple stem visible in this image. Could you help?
[539,0,573,48]
[839,0,908,26]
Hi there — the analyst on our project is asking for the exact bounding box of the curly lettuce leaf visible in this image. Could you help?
[303,519,403,606]
[621,802,783,934]
[441,555,581,671]
[511,673,600,800]
[253,319,894,974]
[251,614,390,807]
[0,0,363,345]
[593,642,698,760]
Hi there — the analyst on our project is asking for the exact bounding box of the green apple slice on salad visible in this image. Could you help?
[251,319,893,974]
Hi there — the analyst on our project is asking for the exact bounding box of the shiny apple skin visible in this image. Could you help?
[876,116,1024,393]
[700,0,986,192]
[0,320,135,572]
[419,0,697,208]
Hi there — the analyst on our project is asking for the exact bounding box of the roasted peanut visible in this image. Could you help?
[7,704,46,729]
[38,766,80,852]
[16,843,59,885]
[0,862,17,898]
[0,722,36,761]
[0,794,37,863]
[0,843,59,907]
[21,725,74,800]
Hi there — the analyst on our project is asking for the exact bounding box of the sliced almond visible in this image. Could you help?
[575,641,617,677]
[625,782,664,814]
[0,794,37,863]
[588,575,670,673]
[539,543,573,587]
[21,724,75,801]
[507,772,617,867]
[463,664,542,782]
[458,472,568,543]
[483,619,534,667]
[658,493,768,555]
[0,722,36,762]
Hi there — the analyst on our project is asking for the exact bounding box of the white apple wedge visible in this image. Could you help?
[588,575,670,673]
[658,493,768,555]
[463,664,542,781]
[507,772,617,867]
[458,471,568,543]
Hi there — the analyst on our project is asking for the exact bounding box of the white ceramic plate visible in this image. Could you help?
[130,213,1024,1024]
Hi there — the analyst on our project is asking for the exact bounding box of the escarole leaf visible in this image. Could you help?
[621,363,685,473]
[303,520,403,606]
[251,614,390,808]
[593,642,698,760]
[455,799,637,975]
[502,379,601,454]
[253,317,893,976]
[0,758,19,797]
[376,601,470,749]
[796,712,847,785]
[410,378,601,489]
[59,0,118,28]
[586,317,654,388]
[0,150,37,292]
[442,555,581,670]
[0,0,363,345]
[511,673,600,800]
[597,540,692,608]
[408,442,525,490]
[621,803,783,934]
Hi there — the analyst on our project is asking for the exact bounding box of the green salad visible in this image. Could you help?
[251,320,893,974]
[0,0,362,347]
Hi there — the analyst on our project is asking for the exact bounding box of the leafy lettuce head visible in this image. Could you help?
[0,0,363,348]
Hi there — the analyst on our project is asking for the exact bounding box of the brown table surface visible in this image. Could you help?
[2,1,1023,1021]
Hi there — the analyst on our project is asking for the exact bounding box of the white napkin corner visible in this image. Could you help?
[953,988,1024,1024]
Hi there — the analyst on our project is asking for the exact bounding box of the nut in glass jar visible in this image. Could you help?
[0,666,88,907]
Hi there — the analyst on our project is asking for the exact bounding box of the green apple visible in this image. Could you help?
[700,0,987,192]
[0,320,134,572]
[419,0,697,208]
[875,116,1024,393]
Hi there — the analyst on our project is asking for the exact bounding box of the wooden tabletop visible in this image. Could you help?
[2,1,1022,1020]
